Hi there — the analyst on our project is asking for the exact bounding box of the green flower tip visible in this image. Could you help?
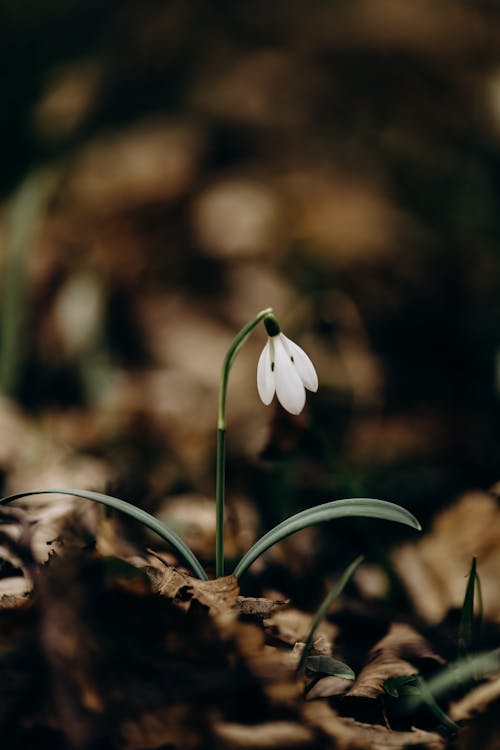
[264,314,280,337]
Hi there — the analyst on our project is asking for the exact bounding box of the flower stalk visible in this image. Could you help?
[0,302,422,589]
[215,307,272,577]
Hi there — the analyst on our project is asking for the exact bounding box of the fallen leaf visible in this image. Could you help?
[212,719,315,749]
[237,595,290,620]
[306,675,353,700]
[148,561,240,616]
[393,492,500,623]
[264,607,338,651]
[302,701,445,749]
[0,576,31,604]
[23,549,273,749]
[345,623,444,700]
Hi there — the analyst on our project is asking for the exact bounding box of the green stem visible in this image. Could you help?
[215,307,272,577]
[215,427,226,577]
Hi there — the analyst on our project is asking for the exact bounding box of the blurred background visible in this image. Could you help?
[1,0,500,602]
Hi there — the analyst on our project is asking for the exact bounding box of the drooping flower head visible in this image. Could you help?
[257,314,318,415]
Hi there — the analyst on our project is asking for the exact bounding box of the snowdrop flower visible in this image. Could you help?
[257,315,318,415]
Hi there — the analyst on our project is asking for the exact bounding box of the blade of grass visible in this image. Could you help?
[458,556,478,656]
[297,555,364,673]
[233,498,420,579]
[393,677,459,733]
[412,676,459,733]
[403,650,500,714]
[0,488,208,580]
[475,568,483,626]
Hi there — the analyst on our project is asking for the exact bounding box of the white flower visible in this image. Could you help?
[257,332,318,415]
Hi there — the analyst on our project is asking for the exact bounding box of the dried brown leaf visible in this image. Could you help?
[264,607,338,651]
[147,559,191,602]
[24,551,267,749]
[306,675,353,700]
[237,595,290,620]
[187,575,240,616]
[393,492,500,623]
[213,719,314,749]
[150,562,240,616]
[0,576,31,605]
[346,623,444,700]
[302,701,445,750]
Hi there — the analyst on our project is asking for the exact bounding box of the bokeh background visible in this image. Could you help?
[1,0,500,602]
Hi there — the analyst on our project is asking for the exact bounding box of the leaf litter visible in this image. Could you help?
[0,382,498,749]
[0,490,498,749]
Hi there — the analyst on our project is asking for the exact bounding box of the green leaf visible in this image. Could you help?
[305,655,355,681]
[384,675,417,698]
[384,675,459,733]
[297,555,364,674]
[413,677,459,733]
[0,488,208,581]
[458,557,482,656]
[233,498,420,579]
[404,650,500,711]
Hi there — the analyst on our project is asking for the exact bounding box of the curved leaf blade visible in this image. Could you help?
[404,650,500,712]
[297,555,364,673]
[0,488,208,581]
[385,675,459,733]
[233,498,420,579]
[305,655,355,681]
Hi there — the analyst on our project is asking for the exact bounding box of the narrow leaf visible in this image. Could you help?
[385,675,458,732]
[297,555,364,673]
[404,650,500,713]
[458,557,477,655]
[475,569,484,626]
[384,675,415,698]
[0,488,208,580]
[411,677,459,733]
[233,498,420,579]
[305,655,355,681]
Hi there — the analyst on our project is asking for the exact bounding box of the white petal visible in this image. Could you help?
[281,334,318,392]
[257,340,275,405]
[273,336,306,414]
